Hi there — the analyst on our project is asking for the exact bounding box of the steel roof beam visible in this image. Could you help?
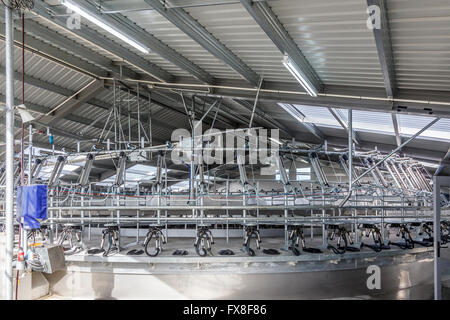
[391,113,401,147]
[39,80,105,124]
[240,0,322,92]
[32,1,174,82]
[194,80,450,118]
[367,0,396,98]
[0,93,165,148]
[233,99,293,137]
[280,103,325,142]
[149,89,236,128]
[14,17,136,79]
[143,0,260,86]
[0,21,108,78]
[192,96,248,126]
[79,0,215,84]
[0,65,180,132]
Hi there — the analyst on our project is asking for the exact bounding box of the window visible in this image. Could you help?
[398,114,450,142]
[296,168,311,181]
[275,169,289,181]
[278,103,341,128]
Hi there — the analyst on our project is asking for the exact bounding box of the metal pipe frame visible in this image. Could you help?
[433,175,450,300]
[3,1,14,301]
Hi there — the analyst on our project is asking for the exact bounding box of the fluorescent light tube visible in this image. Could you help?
[62,0,150,54]
[278,103,305,123]
[282,54,318,97]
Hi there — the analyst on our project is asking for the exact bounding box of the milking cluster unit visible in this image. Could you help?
[1,131,448,260]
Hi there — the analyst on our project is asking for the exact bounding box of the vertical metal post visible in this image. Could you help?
[4,1,15,300]
[137,84,141,144]
[28,124,32,185]
[348,109,353,195]
[434,176,441,300]
[347,110,358,242]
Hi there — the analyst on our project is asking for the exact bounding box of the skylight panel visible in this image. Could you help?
[398,114,450,141]
[279,103,341,128]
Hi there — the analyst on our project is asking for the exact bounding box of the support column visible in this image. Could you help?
[434,176,443,300]
[348,109,353,194]
[4,1,15,301]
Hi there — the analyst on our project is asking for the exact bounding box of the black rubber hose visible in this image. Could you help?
[144,231,161,257]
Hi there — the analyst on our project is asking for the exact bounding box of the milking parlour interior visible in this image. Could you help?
[0,0,449,302]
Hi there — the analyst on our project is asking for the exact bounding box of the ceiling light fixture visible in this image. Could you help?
[62,0,150,54]
[282,54,318,97]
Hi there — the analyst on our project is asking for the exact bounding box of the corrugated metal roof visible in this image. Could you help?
[0,0,447,165]
[185,3,292,82]
[121,8,242,80]
[0,39,93,92]
[31,14,190,78]
[269,0,385,87]
[387,0,450,91]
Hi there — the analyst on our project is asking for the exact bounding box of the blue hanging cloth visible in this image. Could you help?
[16,185,48,230]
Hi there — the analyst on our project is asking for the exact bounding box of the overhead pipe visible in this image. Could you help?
[118,78,450,109]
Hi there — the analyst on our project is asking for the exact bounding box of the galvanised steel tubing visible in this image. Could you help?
[411,166,429,191]
[405,163,423,190]
[37,146,348,162]
[45,205,432,211]
[390,160,408,190]
[338,110,354,208]
[4,1,14,301]
[384,160,402,190]
[2,211,445,223]
[415,166,433,192]
[352,117,440,185]
[37,215,442,224]
[397,162,417,190]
